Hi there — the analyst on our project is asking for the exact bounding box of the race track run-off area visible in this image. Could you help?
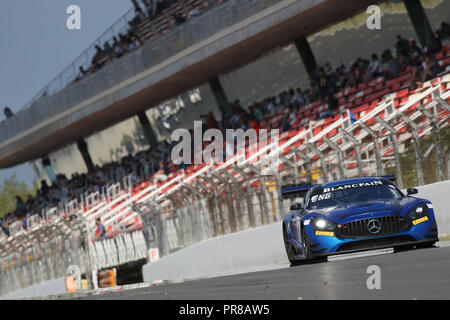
[73,243,450,300]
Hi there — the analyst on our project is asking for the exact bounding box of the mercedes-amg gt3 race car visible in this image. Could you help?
[282,175,439,264]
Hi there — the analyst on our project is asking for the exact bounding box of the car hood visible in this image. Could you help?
[305,198,413,222]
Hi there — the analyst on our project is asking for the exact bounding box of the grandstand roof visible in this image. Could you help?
[0,0,379,168]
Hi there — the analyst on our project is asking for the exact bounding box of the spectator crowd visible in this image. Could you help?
[1,20,449,237]
[0,138,176,237]
[75,0,213,82]
[201,25,449,137]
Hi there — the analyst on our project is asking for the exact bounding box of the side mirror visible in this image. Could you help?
[290,203,303,211]
[407,188,418,195]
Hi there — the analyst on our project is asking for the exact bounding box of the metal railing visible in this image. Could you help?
[0,74,449,297]
[16,0,283,113]
[0,0,288,144]
[130,75,450,259]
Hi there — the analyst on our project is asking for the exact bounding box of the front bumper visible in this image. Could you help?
[304,215,438,257]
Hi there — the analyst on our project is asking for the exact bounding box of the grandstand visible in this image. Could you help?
[0,0,449,295]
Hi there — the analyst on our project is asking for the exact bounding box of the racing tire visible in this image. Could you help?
[283,224,302,266]
[301,226,312,261]
[301,226,327,264]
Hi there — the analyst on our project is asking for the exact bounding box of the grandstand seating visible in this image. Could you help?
[50,52,450,239]
[10,41,449,241]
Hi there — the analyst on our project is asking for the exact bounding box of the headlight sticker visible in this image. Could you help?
[413,216,429,226]
[426,203,433,209]
[304,219,310,225]
[315,231,334,237]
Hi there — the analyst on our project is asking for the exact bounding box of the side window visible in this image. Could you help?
[303,188,312,208]
[387,184,401,198]
[383,180,403,198]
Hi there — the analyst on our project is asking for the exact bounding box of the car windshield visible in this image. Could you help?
[306,180,403,210]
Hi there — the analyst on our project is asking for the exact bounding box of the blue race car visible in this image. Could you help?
[282,176,439,264]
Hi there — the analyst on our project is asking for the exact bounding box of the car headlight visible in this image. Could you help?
[408,203,428,221]
[311,218,336,231]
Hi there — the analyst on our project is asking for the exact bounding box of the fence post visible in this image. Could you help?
[259,176,273,225]
[203,175,225,235]
[192,180,214,239]
[182,183,207,241]
[280,154,299,184]
[307,142,329,182]
[211,171,236,233]
[232,165,256,228]
[323,137,346,179]
[398,113,425,186]
[150,201,168,257]
[436,97,450,111]
[292,147,313,183]
[131,203,152,257]
[416,105,445,182]
[339,128,363,177]
[274,172,285,222]
[197,176,220,236]
[77,213,96,289]
[221,170,246,231]
[376,116,404,189]
[244,163,270,225]
[359,123,384,176]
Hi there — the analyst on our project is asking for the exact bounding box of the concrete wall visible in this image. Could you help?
[408,180,450,234]
[2,277,66,300]
[143,223,288,283]
[143,180,450,283]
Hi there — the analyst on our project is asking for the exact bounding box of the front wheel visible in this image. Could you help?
[283,224,301,265]
[301,227,327,263]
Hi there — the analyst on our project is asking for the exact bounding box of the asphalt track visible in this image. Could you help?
[74,242,450,300]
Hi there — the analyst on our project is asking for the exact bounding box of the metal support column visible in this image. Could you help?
[137,110,158,147]
[196,176,218,236]
[245,163,270,226]
[307,143,329,182]
[211,171,236,233]
[416,105,445,181]
[292,147,313,183]
[209,76,230,112]
[398,113,425,185]
[323,137,346,179]
[76,138,95,172]
[339,128,363,177]
[280,154,299,183]
[403,0,437,49]
[293,35,318,80]
[232,165,256,228]
[376,116,404,189]
[436,97,450,111]
[359,123,383,176]
[202,175,225,235]
[221,169,245,231]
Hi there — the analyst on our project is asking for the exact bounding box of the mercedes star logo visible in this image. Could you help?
[367,219,382,234]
